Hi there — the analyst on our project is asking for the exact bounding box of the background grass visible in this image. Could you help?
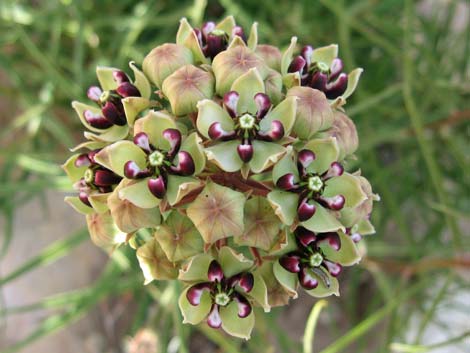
[0,0,469,352]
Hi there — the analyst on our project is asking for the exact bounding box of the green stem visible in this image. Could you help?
[303,300,329,353]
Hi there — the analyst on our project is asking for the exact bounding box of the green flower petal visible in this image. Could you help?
[62,154,87,183]
[215,15,236,33]
[357,219,375,236]
[181,132,206,175]
[320,231,361,266]
[86,211,127,251]
[301,202,345,233]
[196,99,234,139]
[258,261,296,307]
[247,22,258,50]
[303,137,340,174]
[87,193,110,213]
[281,36,297,75]
[250,140,286,174]
[218,246,253,278]
[260,96,297,136]
[166,175,202,206]
[118,179,160,209]
[155,211,204,262]
[310,44,338,67]
[136,239,179,284]
[267,190,299,226]
[282,72,301,89]
[179,253,214,282]
[179,286,212,325]
[231,68,265,114]
[271,148,299,184]
[273,260,298,298]
[220,301,255,340]
[83,125,129,143]
[94,141,147,177]
[70,141,106,152]
[64,196,94,215]
[133,110,177,151]
[122,97,150,126]
[187,182,245,244]
[236,196,281,251]
[343,68,363,99]
[245,273,270,312]
[129,61,151,99]
[96,66,119,90]
[205,140,243,172]
[324,173,367,209]
[176,18,208,64]
[305,270,339,298]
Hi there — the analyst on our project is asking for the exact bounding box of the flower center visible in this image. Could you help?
[148,151,165,167]
[239,113,256,129]
[211,29,226,36]
[99,90,111,103]
[214,292,230,306]
[309,253,323,267]
[84,168,94,184]
[316,61,329,73]
[308,176,323,192]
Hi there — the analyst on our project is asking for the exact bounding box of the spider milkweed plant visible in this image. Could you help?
[63,16,379,339]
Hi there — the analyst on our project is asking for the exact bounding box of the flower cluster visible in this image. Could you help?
[63,16,379,339]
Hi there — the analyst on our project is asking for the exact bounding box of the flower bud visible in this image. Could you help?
[255,44,282,71]
[143,43,194,88]
[287,86,334,140]
[162,65,214,116]
[323,111,358,159]
[212,45,268,95]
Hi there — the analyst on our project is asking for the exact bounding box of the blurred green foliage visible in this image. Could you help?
[0,0,469,352]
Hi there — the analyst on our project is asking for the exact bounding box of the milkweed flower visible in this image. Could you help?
[63,15,378,339]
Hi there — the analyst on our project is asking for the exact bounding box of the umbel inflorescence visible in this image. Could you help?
[63,16,379,339]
